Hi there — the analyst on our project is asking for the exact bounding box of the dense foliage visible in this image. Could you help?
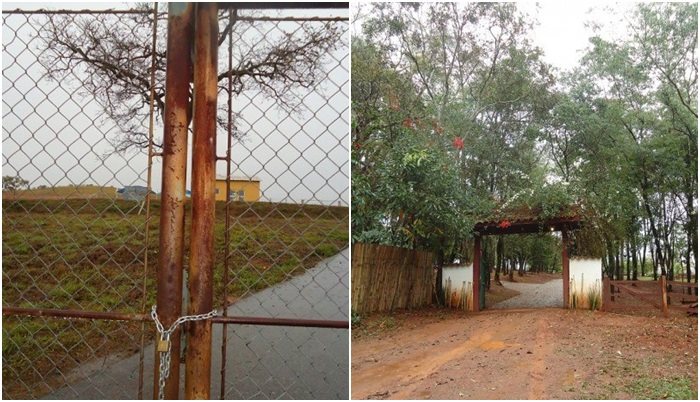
[352,2,697,283]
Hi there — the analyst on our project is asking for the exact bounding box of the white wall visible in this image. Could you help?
[569,258,602,308]
[442,264,473,289]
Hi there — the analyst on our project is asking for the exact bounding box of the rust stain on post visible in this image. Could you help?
[186,2,218,399]
[220,8,235,399]
[154,3,194,399]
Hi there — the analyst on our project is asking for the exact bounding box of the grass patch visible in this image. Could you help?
[2,198,348,398]
[580,354,698,400]
[629,376,696,400]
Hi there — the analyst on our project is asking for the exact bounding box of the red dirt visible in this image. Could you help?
[351,309,697,399]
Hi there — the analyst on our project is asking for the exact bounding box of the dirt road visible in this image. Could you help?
[491,279,563,309]
[351,309,697,399]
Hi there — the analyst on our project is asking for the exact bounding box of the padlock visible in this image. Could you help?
[157,338,170,353]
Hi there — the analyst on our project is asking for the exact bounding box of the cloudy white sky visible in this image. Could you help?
[351,1,638,72]
[0,1,646,206]
[517,1,636,71]
[2,2,349,205]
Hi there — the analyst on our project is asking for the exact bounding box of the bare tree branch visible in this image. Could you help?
[37,5,345,155]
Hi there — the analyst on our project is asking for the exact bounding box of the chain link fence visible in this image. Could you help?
[2,5,348,399]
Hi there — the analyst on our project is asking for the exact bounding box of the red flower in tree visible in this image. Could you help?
[497,220,512,228]
[353,142,361,150]
[452,136,464,150]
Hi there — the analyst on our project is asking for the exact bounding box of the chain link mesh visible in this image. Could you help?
[2,8,157,399]
[3,5,349,400]
[215,10,349,399]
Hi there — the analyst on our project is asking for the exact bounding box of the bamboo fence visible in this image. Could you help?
[351,243,433,314]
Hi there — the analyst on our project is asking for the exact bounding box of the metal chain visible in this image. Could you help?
[150,305,219,400]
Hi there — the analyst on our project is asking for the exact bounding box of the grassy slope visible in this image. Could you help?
[2,198,348,398]
[3,185,119,200]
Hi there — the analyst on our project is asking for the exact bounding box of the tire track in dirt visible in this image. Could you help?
[351,317,522,399]
[527,316,549,399]
[353,295,697,399]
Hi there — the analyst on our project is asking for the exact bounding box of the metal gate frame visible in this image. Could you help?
[157,3,349,398]
[3,2,349,399]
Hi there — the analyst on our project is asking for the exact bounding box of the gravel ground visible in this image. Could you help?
[490,279,563,309]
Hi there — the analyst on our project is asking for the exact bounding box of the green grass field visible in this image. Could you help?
[2,197,348,398]
[3,184,119,200]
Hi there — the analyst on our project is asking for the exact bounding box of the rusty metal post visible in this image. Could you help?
[154,3,194,399]
[185,2,218,399]
[472,236,481,312]
[220,8,236,400]
[138,4,159,398]
[562,230,570,309]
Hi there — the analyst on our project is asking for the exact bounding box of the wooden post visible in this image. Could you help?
[602,276,610,312]
[472,236,481,312]
[660,274,669,317]
[562,230,570,309]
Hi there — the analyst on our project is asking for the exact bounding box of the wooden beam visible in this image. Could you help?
[562,230,570,309]
[472,236,481,312]
[474,221,581,235]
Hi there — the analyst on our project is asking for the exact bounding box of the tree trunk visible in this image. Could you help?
[494,236,503,285]
[640,218,648,278]
[518,257,525,276]
[626,240,632,280]
[631,234,639,281]
[683,140,697,285]
[651,240,658,281]
[640,175,666,277]
[508,264,514,281]
[606,240,615,279]
[615,242,621,281]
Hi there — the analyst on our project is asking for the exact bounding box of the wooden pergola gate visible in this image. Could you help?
[470,211,583,311]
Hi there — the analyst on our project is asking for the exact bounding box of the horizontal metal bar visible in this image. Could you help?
[3,306,349,329]
[2,8,152,15]
[218,2,348,10]
[237,16,348,22]
[211,316,348,328]
[3,306,149,321]
[2,9,349,19]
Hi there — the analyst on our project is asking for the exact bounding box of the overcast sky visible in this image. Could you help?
[517,1,636,72]
[1,1,644,206]
[2,3,349,205]
[351,1,637,72]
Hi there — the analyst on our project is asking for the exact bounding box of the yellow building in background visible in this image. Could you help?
[214,176,260,202]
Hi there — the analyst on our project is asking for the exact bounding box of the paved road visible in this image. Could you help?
[490,279,563,309]
[45,249,349,399]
